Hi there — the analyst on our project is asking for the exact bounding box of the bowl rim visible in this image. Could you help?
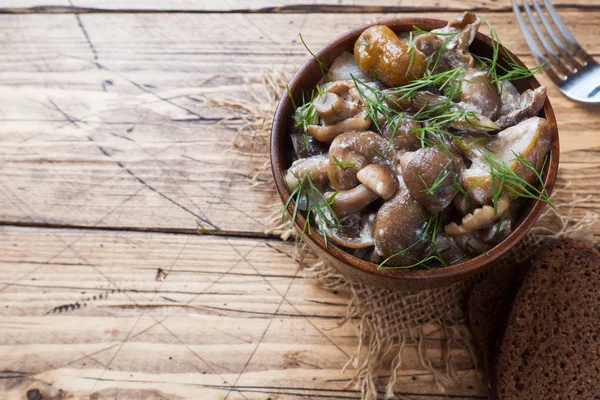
[270,17,560,284]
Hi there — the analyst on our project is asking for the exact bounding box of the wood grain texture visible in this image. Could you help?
[1,0,599,13]
[0,226,485,399]
[0,5,598,400]
[0,12,599,237]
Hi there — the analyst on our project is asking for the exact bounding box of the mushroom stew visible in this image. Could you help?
[284,12,553,269]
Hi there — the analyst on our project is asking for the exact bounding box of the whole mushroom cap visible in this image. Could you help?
[402,147,459,214]
[374,189,429,267]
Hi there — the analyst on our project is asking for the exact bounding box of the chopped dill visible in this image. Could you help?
[418,161,452,196]
[287,86,320,151]
[196,220,213,235]
[405,31,417,78]
[485,151,554,213]
[330,155,356,170]
[475,18,544,92]
[373,147,387,158]
[299,33,329,76]
[388,65,464,101]
[282,172,343,246]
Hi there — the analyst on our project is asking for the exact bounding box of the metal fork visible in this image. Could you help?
[512,0,600,103]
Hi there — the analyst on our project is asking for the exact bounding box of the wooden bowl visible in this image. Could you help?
[270,18,560,291]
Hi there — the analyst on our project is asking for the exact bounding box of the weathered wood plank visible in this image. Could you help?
[1,0,598,13]
[0,12,598,238]
[0,226,485,399]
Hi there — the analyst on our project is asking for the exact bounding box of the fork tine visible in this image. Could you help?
[512,0,565,85]
[531,0,584,71]
[521,0,572,76]
[541,0,596,65]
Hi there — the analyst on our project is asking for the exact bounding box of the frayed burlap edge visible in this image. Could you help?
[301,185,597,400]
[201,72,599,400]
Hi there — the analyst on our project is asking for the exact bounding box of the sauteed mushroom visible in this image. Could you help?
[382,117,421,153]
[402,147,460,214]
[374,189,429,266]
[460,68,499,119]
[357,164,399,200]
[354,25,426,87]
[495,86,547,129]
[325,184,379,218]
[324,212,376,249]
[445,195,510,236]
[460,117,552,205]
[285,155,329,190]
[328,131,396,190]
[307,81,372,142]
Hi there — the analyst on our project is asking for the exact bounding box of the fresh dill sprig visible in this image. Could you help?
[475,18,544,92]
[287,86,320,151]
[388,65,464,101]
[350,69,463,135]
[484,151,554,213]
[418,161,452,196]
[282,172,343,246]
[378,213,447,269]
[330,155,356,170]
[405,31,417,78]
[350,74,401,134]
[299,33,329,76]
[196,220,213,235]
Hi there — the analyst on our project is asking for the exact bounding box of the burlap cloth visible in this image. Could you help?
[202,72,598,399]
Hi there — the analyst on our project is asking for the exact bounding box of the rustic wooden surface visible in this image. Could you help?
[0,1,598,399]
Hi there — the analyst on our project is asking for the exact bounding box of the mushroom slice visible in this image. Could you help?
[356,164,399,200]
[306,80,372,143]
[402,147,460,214]
[374,189,429,267]
[328,131,396,190]
[325,184,379,218]
[495,86,547,129]
[460,67,499,119]
[324,212,376,249]
[459,116,552,205]
[445,195,510,237]
[285,155,329,190]
[497,79,521,117]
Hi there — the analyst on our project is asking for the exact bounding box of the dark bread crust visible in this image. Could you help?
[467,260,525,373]
[491,239,600,400]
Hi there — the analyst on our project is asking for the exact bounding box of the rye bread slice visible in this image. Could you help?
[492,238,600,400]
[467,260,525,372]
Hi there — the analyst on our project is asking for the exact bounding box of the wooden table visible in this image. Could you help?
[0,1,598,399]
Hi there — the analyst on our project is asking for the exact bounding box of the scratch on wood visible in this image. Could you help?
[68,0,101,69]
